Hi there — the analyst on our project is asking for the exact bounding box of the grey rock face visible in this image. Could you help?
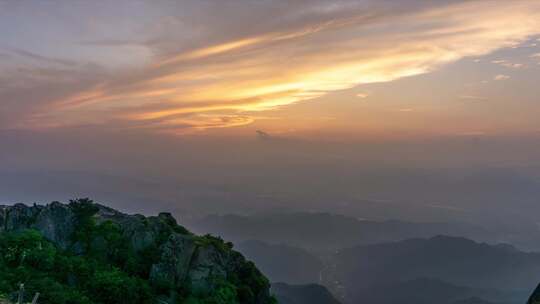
[150,234,197,288]
[0,201,272,304]
[188,244,228,293]
[1,202,75,249]
[4,203,41,231]
[33,202,76,249]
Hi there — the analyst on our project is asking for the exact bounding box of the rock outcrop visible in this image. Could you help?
[0,200,274,304]
[528,284,540,304]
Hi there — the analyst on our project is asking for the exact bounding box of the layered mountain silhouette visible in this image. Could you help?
[332,236,540,304]
[454,297,499,304]
[236,240,323,284]
[192,212,540,304]
[271,283,341,304]
[3,201,539,304]
[347,277,518,304]
[189,212,498,252]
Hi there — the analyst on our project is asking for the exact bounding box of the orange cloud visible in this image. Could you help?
[15,1,540,132]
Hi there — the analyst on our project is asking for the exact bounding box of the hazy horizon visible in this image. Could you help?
[3,0,540,251]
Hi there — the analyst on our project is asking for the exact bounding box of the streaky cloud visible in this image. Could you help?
[2,0,540,132]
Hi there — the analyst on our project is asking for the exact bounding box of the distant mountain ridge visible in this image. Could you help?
[350,277,519,304]
[190,212,540,304]
[332,236,540,304]
[271,283,341,304]
[236,240,323,284]
[188,212,497,252]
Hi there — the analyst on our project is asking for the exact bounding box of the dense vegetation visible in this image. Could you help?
[0,199,275,304]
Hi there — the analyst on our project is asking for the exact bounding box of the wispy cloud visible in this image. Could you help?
[256,130,271,140]
[6,48,77,67]
[2,0,540,132]
[459,95,487,100]
[491,59,524,69]
[356,93,370,99]
[494,74,511,81]
[531,53,540,64]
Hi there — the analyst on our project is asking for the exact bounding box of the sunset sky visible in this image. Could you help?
[6,5,540,302]
[4,1,540,223]
[2,0,540,139]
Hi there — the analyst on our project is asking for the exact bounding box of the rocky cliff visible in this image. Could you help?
[528,284,540,304]
[0,199,274,304]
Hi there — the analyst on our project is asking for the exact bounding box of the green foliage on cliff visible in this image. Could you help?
[0,199,275,304]
[0,228,150,304]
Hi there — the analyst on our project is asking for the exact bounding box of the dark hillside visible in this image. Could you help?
[0,199,275,304]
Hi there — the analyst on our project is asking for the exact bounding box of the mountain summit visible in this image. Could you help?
[0,199,274,304]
